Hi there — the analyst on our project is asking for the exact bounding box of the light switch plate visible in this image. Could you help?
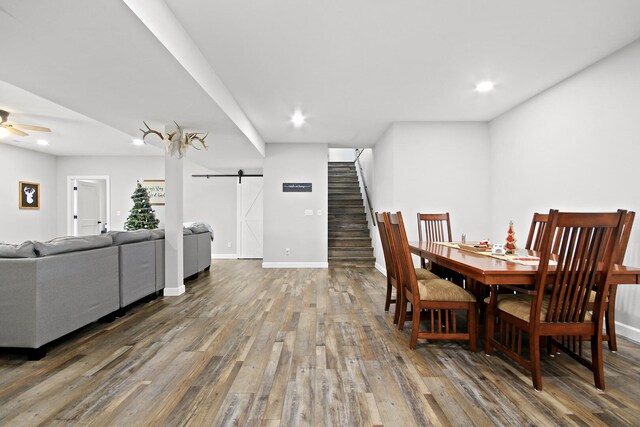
[305,209,313,216]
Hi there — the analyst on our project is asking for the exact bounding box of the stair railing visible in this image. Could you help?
[354,148,376,226]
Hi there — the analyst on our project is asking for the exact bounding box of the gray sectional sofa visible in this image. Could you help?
[0,226,212,358]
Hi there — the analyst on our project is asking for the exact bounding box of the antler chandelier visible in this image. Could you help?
[140,121,208,158]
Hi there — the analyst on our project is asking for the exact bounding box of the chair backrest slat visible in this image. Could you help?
[525,213,549,251]
[417,213,452,243]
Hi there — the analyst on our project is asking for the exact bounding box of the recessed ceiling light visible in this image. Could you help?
[37,139,49,146]
[475,81,495,93]
[0,128,8,138]
[132,138,145,146]
[291,111,305,127]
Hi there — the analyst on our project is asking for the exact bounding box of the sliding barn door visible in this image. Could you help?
[238,178,263,258]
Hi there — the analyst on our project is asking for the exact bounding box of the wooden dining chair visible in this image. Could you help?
[417,213,452,269]
[386,212,477,351]
[485,209,627,391]
[524,210,635,351]
[417,212,465,286]
[376,212,440,324]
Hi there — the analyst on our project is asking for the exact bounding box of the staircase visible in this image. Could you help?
[328,162,375,267]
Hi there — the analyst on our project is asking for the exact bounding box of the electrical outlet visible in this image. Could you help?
[116,211,121,216]
[285,248,290,255]
[317,209,322,216]
[227,242,231,248]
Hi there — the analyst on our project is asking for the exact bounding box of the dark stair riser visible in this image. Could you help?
[329,200,365,208]
[328,258,376,268]
[329,238,372,247]
[329,247,374,257]
[327,176,358,184]
[329,194,363,201]
[328,207,365,215]
[329,213,367,220]
[329,230,370,238]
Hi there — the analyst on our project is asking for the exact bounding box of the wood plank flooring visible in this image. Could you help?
[1,260,640,426]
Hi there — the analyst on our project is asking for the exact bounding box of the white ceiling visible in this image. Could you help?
[2,1,640,163]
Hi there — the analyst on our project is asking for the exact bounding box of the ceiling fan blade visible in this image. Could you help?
[13,124,51,132]
[6,127,29,137]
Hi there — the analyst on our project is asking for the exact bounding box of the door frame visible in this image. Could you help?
[236,177,264,259]
[67,175,110,236]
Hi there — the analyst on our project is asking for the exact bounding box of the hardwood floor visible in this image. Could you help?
[1,260,640,426]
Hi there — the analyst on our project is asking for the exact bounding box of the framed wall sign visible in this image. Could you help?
[142,180,166,205]
[283,183,312,192]
[19,181,40,209]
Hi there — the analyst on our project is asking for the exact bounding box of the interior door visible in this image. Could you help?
[74,180,100,236]
[239,178,263,258]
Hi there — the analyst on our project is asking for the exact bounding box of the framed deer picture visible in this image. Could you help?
[19,181,40,209]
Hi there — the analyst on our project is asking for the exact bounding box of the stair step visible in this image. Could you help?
[329,187,362,197]
[328,171,356,175]
[329,225,369,232]
[328,256,376,268]
[329,230,370,238]
[328,185,361,191]
[329,217,368,224]
[328,206,364,214]
[329,199,364,207]
[328,237,372,247]
[328,176,359,182]
[329,209,367,221]
[329,194,363,200]
[329,247,374,257]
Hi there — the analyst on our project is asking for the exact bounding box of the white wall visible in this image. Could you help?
[263,143,328,267]
[183,162,238,256]
[56,156,165,234]
[328,148,356,162]
[0,144,58,242]
[367,122,491,272]
[55,156,239,256]
[489,39,640,340]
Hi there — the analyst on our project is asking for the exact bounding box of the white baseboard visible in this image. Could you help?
[163,285,186,297]
[211,254,238,259]
[375,262,387,276]
[262,262,328,269]
[615,321,640,344]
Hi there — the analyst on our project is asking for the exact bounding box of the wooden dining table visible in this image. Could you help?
[409,241,640,287]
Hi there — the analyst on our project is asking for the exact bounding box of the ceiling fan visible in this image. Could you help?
[0,109,51,137]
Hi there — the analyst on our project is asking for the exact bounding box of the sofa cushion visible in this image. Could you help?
[0,241,37,258]
[183,227,193,235]
[34,235,113,257]
[108,230,151,246]
[189,224,209,234]
[149,229,165,240]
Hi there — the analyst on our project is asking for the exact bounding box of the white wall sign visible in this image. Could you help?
[142,179,166,205]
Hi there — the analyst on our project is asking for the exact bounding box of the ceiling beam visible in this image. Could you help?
[123,0,265,157]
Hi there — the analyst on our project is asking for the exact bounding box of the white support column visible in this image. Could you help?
[164,150,185,296]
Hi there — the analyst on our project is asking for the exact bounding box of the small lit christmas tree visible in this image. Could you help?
[124,182,159,230]
[505,221,517,254]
